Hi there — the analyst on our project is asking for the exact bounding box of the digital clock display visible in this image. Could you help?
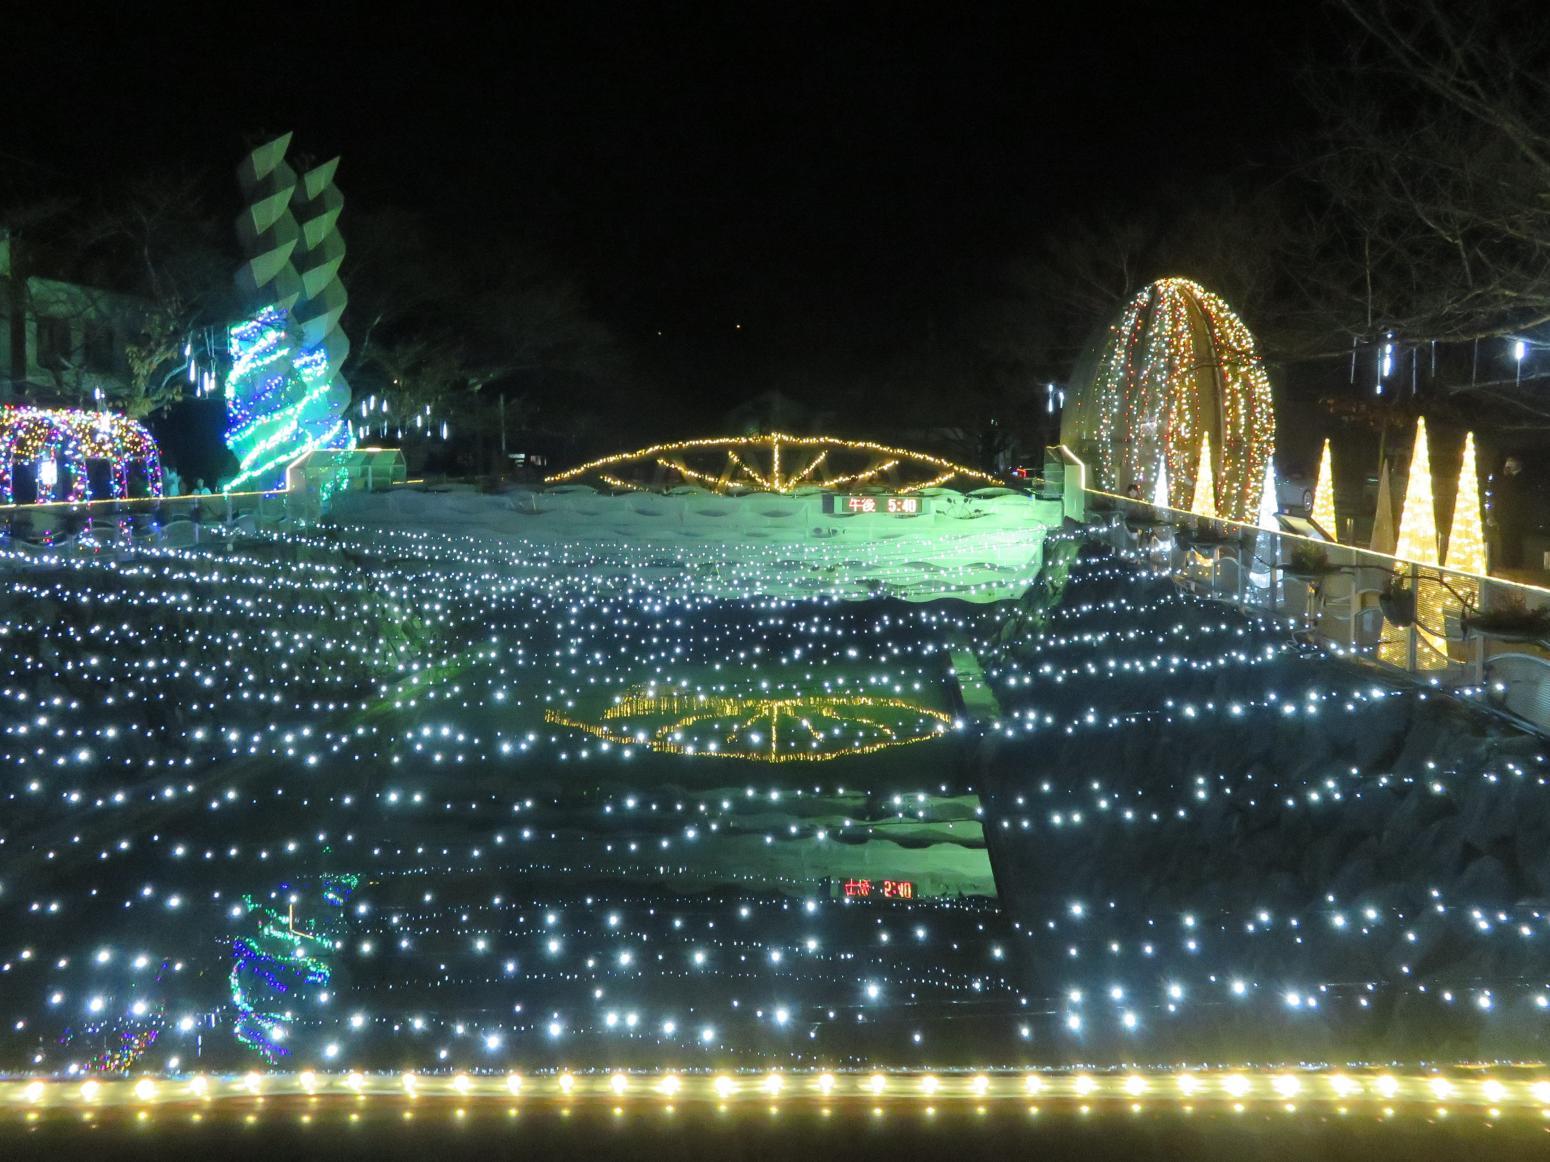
[824,494,928,516]
[842,877,915,900]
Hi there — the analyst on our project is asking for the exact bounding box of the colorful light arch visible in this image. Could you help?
[0,405,162,504]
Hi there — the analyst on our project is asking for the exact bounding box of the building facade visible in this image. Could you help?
[0,229,142,406]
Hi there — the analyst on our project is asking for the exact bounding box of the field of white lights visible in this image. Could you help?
[1,520,1548,1128]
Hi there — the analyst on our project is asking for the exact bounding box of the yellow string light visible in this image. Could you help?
[544,433,998,493]
[1445,432,1486,577]
[1190,434,1218,519]
[1310,439,1336,540]
[1393,418,1440,566]
[1068,278,1274,522]
[545,692,951,764]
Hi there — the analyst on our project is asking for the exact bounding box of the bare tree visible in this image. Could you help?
[1294,1,1550,424]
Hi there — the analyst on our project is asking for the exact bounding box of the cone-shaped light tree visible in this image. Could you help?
[1190,433,1218,519]
[1393,418,1440,566]
[1311,439,1337,539]
[1445,432,1487,575]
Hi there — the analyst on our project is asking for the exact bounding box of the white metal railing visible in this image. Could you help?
[1051,447,1550,737]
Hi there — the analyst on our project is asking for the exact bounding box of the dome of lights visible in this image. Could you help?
[1062,277,1275,521]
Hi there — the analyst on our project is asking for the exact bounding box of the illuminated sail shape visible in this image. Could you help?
[1189,433,1218,519]
[1310,438,1336,539]
[1445,432,1487,576]
[1393,418,1440,566]
[1370,461,1396,555]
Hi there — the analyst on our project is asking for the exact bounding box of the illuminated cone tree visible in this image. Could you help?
[1310,439,1336,539]
[1190,433,1218,519]
[1445,432,1486,575]
[1393,418,1440,566]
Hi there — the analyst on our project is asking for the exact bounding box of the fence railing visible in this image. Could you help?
[0,487,294,550]
[1056,450,1550,737]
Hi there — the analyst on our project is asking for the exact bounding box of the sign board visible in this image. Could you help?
[824,494,928,516]
[842,878,915,900]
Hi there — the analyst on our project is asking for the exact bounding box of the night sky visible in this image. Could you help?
[2,3,1326,411]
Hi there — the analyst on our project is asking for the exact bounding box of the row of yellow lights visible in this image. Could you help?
[10,1070,1550,1113]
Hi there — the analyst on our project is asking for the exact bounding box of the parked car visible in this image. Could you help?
[1277,469,1314,514]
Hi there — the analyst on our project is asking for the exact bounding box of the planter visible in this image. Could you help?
[1379,586,1416,627]
[1461,620,1550,647]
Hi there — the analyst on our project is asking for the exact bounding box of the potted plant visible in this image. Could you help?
[1462,595,1550,645]
[1283,542,1331,580]
[1378,574,1416,627]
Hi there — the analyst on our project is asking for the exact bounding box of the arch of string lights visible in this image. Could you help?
[0,405,162,504]
[1063,278,1275,522]
[543,433,1000,494]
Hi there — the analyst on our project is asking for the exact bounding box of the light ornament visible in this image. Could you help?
[0,406,162,503]
[225,308,354,491]
[1189,433,1218,520]
[1310,439,1336,540]
[544,432,998,495]
[1064,277,1275,521]
[1392,418,1440,567]
[546,689,953,764]
[226,134,354,491]
[1444,432,1486,577]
